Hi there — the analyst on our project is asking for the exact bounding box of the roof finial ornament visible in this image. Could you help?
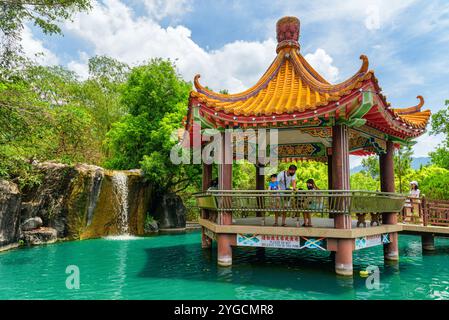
[276,16,300,53]
[359,55,369,73]
[393,95,426,115]
[416,95,425,110]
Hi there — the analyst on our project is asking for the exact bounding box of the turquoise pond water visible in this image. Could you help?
[0,231,448,300]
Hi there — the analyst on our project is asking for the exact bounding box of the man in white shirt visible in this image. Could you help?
[277,165,297,190]
[274,165,297,226]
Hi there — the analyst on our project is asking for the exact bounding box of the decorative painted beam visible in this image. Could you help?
[336,91,373,128]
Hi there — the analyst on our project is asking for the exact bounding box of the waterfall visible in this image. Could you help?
[112,172,129,235]
[86,169,103,226]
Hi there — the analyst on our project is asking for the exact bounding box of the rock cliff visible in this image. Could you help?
[0,161,188,251]
[0,180,21,248]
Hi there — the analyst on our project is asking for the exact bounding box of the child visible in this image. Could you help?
[304,179,319,227]
[268,174,280,191]
[269,174,283,226]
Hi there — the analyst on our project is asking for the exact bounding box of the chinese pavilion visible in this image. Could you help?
[187,17,431,276]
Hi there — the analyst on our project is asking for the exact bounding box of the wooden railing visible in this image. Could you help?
[196,190,406,225]
[401,197,449,227]
[401,196,423,223]
[422,199,449,227]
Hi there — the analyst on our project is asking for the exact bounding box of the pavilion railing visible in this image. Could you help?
[400,197,449,227]
[195,190,406,225]
[401,196,423,223]
[422,198,449,227]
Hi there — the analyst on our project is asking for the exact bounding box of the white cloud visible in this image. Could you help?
[280,0,416,30]
[64,0,276,92]
[63,0,344,93]
[402,2,449,39]
[142,0,193,21]
[365,5,381,30]
[304,48,339,82]
[67,51,89,80]
[21,25,59,65]
[413,132,444,157]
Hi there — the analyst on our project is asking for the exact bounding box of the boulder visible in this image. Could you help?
[21,217,43,231]
[21,227,57,246]
[20,162,78,237]
[0,180,21,247]
[144,219,159,233]
[21,162,108,239]
[152,193,186,229]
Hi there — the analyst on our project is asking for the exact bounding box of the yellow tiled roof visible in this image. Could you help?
[392,96,431,129]
[189,15,431,135]
[191,48,372,117]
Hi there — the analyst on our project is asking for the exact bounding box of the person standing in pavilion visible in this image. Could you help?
[408,181,421,223]
[304,179,320,227]
[274,165,297,226]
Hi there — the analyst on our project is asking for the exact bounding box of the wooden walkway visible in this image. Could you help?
[400,223,449,237]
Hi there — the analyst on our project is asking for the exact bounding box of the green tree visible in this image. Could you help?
[429,147,449,170]
[430,100,449,169]
[105,59,200,193]
[350,171,379,191]
[78,56,130,159]
[15,65,96,163]
[0,0,92,188]
[358,147,412,193]
[0,61,125,186]
[361,155,379,179]
[0,65,91,186]
[395,146,413,193]
[403,165,449,200]
[0,0,91,67]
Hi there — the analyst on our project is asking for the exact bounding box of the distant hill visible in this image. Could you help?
[351,157,431,174]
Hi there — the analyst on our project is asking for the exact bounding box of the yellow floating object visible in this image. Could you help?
[359,270,369,277]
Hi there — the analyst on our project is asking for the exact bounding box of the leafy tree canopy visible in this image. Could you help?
[105,58,200,193]
[0,0,91,68]
[430,100,449,169]
[0,57,127,187]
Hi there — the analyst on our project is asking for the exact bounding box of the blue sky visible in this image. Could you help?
[22,0,449,166]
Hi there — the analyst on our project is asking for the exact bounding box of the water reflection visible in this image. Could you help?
[110,240,130,299]
[138,243,359,296]
[1,232,448,299]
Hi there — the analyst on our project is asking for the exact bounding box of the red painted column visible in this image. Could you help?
[335,237,354,276]
[202,163,213,193]
[379,140,399,262]
[331,124,353,276]
[327,154,334,219]
[201,163,213,248]
[217,132,233,266]
[332,124,351,229]
[217,233,233,266]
